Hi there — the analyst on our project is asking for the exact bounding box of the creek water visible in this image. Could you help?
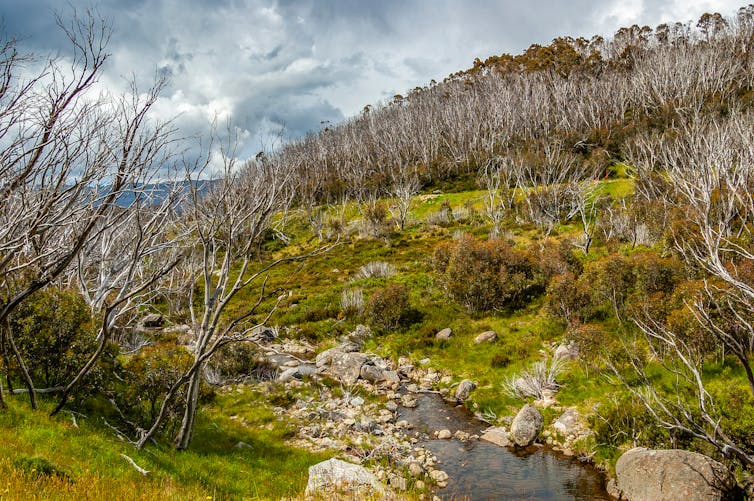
[398,392,610,501]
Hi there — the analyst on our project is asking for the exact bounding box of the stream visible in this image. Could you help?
[398,392,610,500]
[266,351,610,500]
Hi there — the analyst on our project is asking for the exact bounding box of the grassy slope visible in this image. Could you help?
[4,175,750,496]
[0,391,328,500]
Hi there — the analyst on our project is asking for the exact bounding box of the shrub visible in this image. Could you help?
[433,234,545,313]
[8,288,111,393]
[365,282,411,332]
[119,341,193,430]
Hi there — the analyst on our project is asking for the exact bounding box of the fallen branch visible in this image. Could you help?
[120,454,150,476]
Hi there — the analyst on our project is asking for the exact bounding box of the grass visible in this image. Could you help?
[0,390,329,500]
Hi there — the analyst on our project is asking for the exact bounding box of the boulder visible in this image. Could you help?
[474,331,497,344]
[327,352,368,385]
[510,404,543,447]
[480,427,510,447]
[435,328,453,340]
[316,347,340,368]
[454,379,476,402]
[141,313,164,328]
[305,458,384,497]
[612,448,736,501]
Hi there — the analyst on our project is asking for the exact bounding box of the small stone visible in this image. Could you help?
[385,401,398,412]
[350,396,365,406]
[234,441,252,448]
[473,330,497,344]
[437,429,452,439]
[408,462,423,477]
[415,480,425,489]
[454,379,476,402]
[435,328,453,340]
[401,395,418,408]
[419,358,431,365]
[389,473,407,491]
[430,470,449,483]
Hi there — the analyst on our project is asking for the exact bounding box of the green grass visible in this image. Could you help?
[0,391,329,500]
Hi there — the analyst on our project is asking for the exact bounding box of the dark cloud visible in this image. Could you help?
[1,0,742,162]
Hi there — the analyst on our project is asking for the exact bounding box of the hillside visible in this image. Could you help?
[2,5,754,501]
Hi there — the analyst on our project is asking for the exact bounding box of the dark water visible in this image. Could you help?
[399,393,610,501]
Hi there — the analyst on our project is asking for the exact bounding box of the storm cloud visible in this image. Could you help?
[1,0,743,159]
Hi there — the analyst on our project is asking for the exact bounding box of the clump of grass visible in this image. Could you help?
[503,357,566,400]
[353,261,397,280]
[340,287,365,316]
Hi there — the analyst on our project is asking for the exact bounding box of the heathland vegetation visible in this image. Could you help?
[2,4,754,499]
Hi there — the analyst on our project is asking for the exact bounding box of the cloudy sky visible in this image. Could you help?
[2,0,744,160]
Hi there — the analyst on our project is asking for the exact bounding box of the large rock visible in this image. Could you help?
[454,379,476,402]
[327,351,368,385]
[474,331,497,344]
[510,404,543,447]
[305,458,384,497]
[612,448,735,501]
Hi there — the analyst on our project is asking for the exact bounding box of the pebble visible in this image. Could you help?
[437,429,452,439]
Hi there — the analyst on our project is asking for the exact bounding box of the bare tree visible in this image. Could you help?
[621,110,754,465]
[0,10,173,408]
[134,134,332,450]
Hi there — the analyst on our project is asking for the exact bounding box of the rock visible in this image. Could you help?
[415,480,425,490]
[612,448,736,501]
[385,401,398,412]
[326,351,368,385]
[305,458,384,497]
[349,396,365,406]
[408,462,423,477]
[454,379,476,402]
[480,427,510,447]
[388,473,407,491]
[435,328,453,340]
[234,441,252,448]
[554,341,578,361]
[256,328,277,342]
[278,367,301,382]
[141,313,164,328]
[552,407,582,437]
[429,470,449,483]
[315,347,340,368]
[474,330,497,344]
[454,430,470,441]
[401,395,418,408]
[360,364,385,383]
[437,429,452,439]
[510,404,543,447]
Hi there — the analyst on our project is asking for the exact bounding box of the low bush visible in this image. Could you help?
[365,282,411,332]
[433,234,546,314]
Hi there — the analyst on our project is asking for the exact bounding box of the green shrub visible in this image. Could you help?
[365,282,411,332]
[433,234,545,313]
[8,288,112,394]
[118,341,193,431]
[12,456,69,481]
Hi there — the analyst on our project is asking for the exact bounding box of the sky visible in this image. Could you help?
[1,0,744,161]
